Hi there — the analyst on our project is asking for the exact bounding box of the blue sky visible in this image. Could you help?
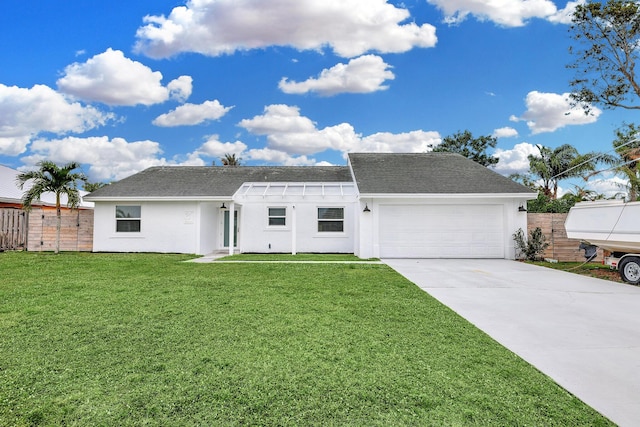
[0,0,634,195]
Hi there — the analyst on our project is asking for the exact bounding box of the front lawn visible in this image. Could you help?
[0,253,611,425]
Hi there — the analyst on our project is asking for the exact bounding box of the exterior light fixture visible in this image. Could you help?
[220,202,227,209]
[363,204,371,213]
[518,204,527,212]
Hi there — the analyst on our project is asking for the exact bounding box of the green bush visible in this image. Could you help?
[526,193,577,213]
[513,227,550,261]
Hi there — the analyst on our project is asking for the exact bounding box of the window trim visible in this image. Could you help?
[115,205,141,233]
[317,207,345,233]
[267,207,287,228]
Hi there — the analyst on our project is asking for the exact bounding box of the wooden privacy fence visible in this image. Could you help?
[527,212,604,263]
[0,208,28,251]
[26,208,94,252]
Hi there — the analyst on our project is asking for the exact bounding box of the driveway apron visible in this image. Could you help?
[383,258,640,427]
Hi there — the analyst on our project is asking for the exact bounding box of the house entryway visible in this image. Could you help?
[223,209,238,248]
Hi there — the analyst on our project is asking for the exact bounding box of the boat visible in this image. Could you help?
[565,199,640,254]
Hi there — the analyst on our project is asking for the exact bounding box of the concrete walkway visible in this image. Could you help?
[185,253,383,264]
[383,258,640,427]
[185,251,239,263]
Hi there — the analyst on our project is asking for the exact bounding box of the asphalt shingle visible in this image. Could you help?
[348,152,535,195]
[86,166,353,199]
[86,153,534,199]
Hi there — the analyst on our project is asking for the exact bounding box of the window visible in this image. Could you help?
[268,207,286,226]
[318,207,344,232]
[116,205,141,232]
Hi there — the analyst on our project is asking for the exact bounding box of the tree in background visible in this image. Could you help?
[83,182,107,192]
[429,130,499,167]
[568,0,640,112]
[598,123,640,201]
[564,184,604,203]
[527,144,596,199]
[16,161,88,254]
[526,192,581,213]
[221,153,241,166]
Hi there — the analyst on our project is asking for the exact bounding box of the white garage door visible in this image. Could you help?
[379,204,505,258]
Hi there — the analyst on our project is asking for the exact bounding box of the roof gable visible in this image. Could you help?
[348,152,535,195]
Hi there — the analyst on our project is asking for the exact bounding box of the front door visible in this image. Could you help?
[223,210,238,248]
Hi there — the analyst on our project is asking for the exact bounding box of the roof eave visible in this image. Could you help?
[357,192,538,199]
[84,196,231,202]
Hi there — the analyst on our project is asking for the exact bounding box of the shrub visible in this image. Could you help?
[513,227,549,261]
[526,193,577,213]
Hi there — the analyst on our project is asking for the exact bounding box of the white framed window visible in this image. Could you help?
[116,205,141,232]
[317,207,344,232]
[268,207,286,227]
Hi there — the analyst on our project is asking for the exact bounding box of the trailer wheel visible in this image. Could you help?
[619,257,640,284]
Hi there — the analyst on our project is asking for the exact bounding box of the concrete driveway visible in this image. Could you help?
[383,258,640,427]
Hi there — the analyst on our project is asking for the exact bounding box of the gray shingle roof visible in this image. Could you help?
[86,166,353,199]
[348,152,535,195]
[86,153,534,200]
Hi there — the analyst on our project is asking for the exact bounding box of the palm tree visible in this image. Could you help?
[16,161,88,254]
[83,181,107,192]
[563,184,604,203]
[527,144,596,199]
[220,153,241,166]
[599,124,640,201]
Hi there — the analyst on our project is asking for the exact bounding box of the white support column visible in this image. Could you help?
[291,204,297,255]
[228,201,235,256]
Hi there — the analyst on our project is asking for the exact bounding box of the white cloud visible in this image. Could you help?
[0,137,31,157]
[135,0,437,59]
[492,142,538,176]
[279,55,395,96]
[0,83,113,155]
[192,135,248,158]
[186,136,329,166]
[238,104,360,155]
[239,104,440,157]
[587,175,629,199]
[511,91,601,134]
[167,75,193,102]
[23,136,170,181]
[245,148,320,166]
[357,130,441,153]
[57,48,192,106]
[492,127,519,138]
[548,0,586,24]
[428,0,560,27]
[153,100,233,127]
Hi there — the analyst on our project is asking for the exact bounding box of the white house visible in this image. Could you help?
[85,153,536,259]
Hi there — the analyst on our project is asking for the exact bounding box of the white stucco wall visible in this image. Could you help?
[94,197,357,255]
[237,201,356,254]
[198,202,219,255]
[93,201,217,254]
[93,194,530,258]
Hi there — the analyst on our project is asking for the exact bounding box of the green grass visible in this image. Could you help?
[530,261,623,283]
[0,252,611,426]
[218,253,377,261]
